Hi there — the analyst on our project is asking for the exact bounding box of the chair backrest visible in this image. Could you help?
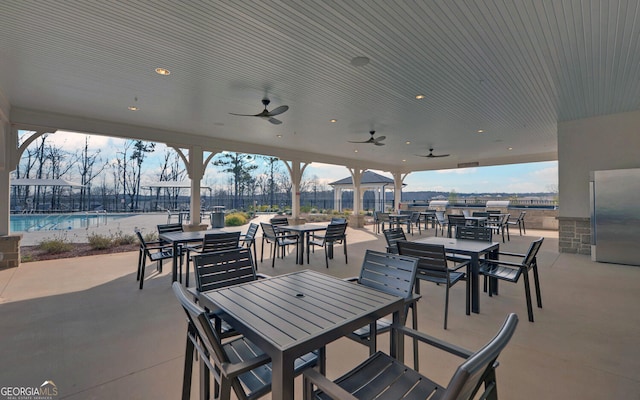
[396,241,450,281]
[201,231,241,253]
[486,210,501,215]
[376,212,390,222]
[409,212,421,223]
[260,222,277,240]
[456,226,493,242]
[244,223,259,242]
[270,216,289,226]
[462,209,471,218]
[448,214,467,227]
[135,230,149,251]
[517,211,527,222]
[330,217,347,224]
[323,223,347,242]
[193,248,257,293]
[383,228,407,254]
[435,211,447,224]
[157,223,183,234]
[521,237,544,268]
[472,211,489,217]
[357,250,418,299]
[441,313,519,400]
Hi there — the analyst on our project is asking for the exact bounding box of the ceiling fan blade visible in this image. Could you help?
[374,135,386,142]
[348,140,369,143]
[374,141,385,146]
[268,117,283,125]
[266,105,289,116]
[229,112,262,117]
[431,153,450,157]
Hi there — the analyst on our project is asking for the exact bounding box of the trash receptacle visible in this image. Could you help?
[211,206,225,228]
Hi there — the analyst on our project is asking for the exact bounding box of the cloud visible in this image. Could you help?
[436,168,478,175]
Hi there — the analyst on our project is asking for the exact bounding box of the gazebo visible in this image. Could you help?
[329,171,403,212]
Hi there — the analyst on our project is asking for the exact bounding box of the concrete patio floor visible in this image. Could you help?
[1,216,639,399]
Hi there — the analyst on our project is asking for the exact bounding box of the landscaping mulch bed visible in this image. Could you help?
[21,243,138,262]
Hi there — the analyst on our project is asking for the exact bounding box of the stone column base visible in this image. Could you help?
[0,234,22,269]
[558,217,591,255]
[183,223,209,232]
[348,214,365,228]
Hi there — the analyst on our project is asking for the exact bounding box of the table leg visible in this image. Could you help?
[471,254,480,314]
[271,353,295,400]
[172,241,179,283]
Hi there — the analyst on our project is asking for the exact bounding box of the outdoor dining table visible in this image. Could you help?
[413,236,499,314]
[282,223,329,264]
[196,269,405,400]
[388,213,410,229]
[158,229,227,283]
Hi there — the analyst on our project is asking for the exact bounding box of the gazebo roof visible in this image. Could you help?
[329,171,394,186]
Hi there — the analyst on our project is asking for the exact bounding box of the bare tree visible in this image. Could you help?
[77,136,107,210]
[213,152,258,209]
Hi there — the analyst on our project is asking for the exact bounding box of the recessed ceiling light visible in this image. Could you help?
[402,159,406,162]
[155,67,170,76]
[405,141,411,145]
[329,119,337,123]
[415,94,425,100]
[276,134,283,138]
[128,106,140,111]
[507,147,513,150]
[354,149,358,153]
[350,56,370,67]
[477,129,484,133]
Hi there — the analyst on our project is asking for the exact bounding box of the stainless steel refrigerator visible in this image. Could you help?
[590,168,640,266]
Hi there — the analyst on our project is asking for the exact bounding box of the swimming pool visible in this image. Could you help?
[10,213,133,232]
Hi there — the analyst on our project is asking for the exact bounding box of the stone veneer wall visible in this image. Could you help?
[0,234,22,269]
[558,217,591,255]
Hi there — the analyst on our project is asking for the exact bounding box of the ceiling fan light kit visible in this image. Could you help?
[348,130,386,146]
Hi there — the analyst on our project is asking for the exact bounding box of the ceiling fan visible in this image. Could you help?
[348,130,386,146]
[229,98,289,125]
[416,148,450,158]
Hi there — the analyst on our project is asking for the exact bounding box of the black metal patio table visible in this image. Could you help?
[197,269,405,400]
[413,236,499,314]
[282,223,329,264]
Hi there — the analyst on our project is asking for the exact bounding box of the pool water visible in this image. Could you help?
[10,213,132,232]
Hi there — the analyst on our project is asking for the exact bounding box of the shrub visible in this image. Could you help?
[225,212,248,226]
[38,238,74,254]
[112,230,137,246]
[87,233,114,250]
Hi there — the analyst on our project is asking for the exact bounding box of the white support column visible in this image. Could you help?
[334,188,342,211]
[391,172,410,212]
[0,120,12,236]
[347,168,365,227]
[283,160,310,220]
[172,145,212,230]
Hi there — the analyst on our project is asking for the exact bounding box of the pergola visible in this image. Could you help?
[329,171,399,212]
[1,1,640,263]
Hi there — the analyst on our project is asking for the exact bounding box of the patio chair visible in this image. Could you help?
[269,216,289,227]
[135,230,181,290]
[479,237,544,322]
[434,211,448,236]
[309,222,347,268]
[397,240,469,329]
[260,222,299,268]
[157,222,184,246]
[345,250,420,367]
[507,211,527,235]
[382,227,406,254]
[400,211,421,235]
[172,282,318,400]
[372,211,390,234]
[185,232,241,286]
[486,213,510,242]
[329,217,347,224]
[240,223,259,268]
[303,313,519,400]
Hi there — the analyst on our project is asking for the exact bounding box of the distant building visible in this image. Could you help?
[329,171,403,212]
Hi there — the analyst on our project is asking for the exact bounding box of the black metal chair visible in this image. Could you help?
[259,222,299,268]
[397,240,469,329]
[434,211,448,236]
[135,230,181,289]
[157,222,183,243]
[185,231,241,286]
[373,212,390,234]
[447,214,468,238]
[400,211,422,235]
[172,282,318,400]
[308,222,347,268]
[329,217,347,224]
[240,223,259,268]
[486,213,511,242]
[345,250,420,368]
[382,227,406,254]
[480,237,544,322]
[507,211,527,235]
[303,313,519,400]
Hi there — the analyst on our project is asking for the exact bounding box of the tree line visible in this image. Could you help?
[11,132,330,212]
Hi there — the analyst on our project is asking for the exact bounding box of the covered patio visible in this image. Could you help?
[1,221,638,399]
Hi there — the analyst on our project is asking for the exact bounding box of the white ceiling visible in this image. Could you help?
[1,0,639,173]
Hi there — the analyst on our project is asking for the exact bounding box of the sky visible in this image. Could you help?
[38,131,557,194]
